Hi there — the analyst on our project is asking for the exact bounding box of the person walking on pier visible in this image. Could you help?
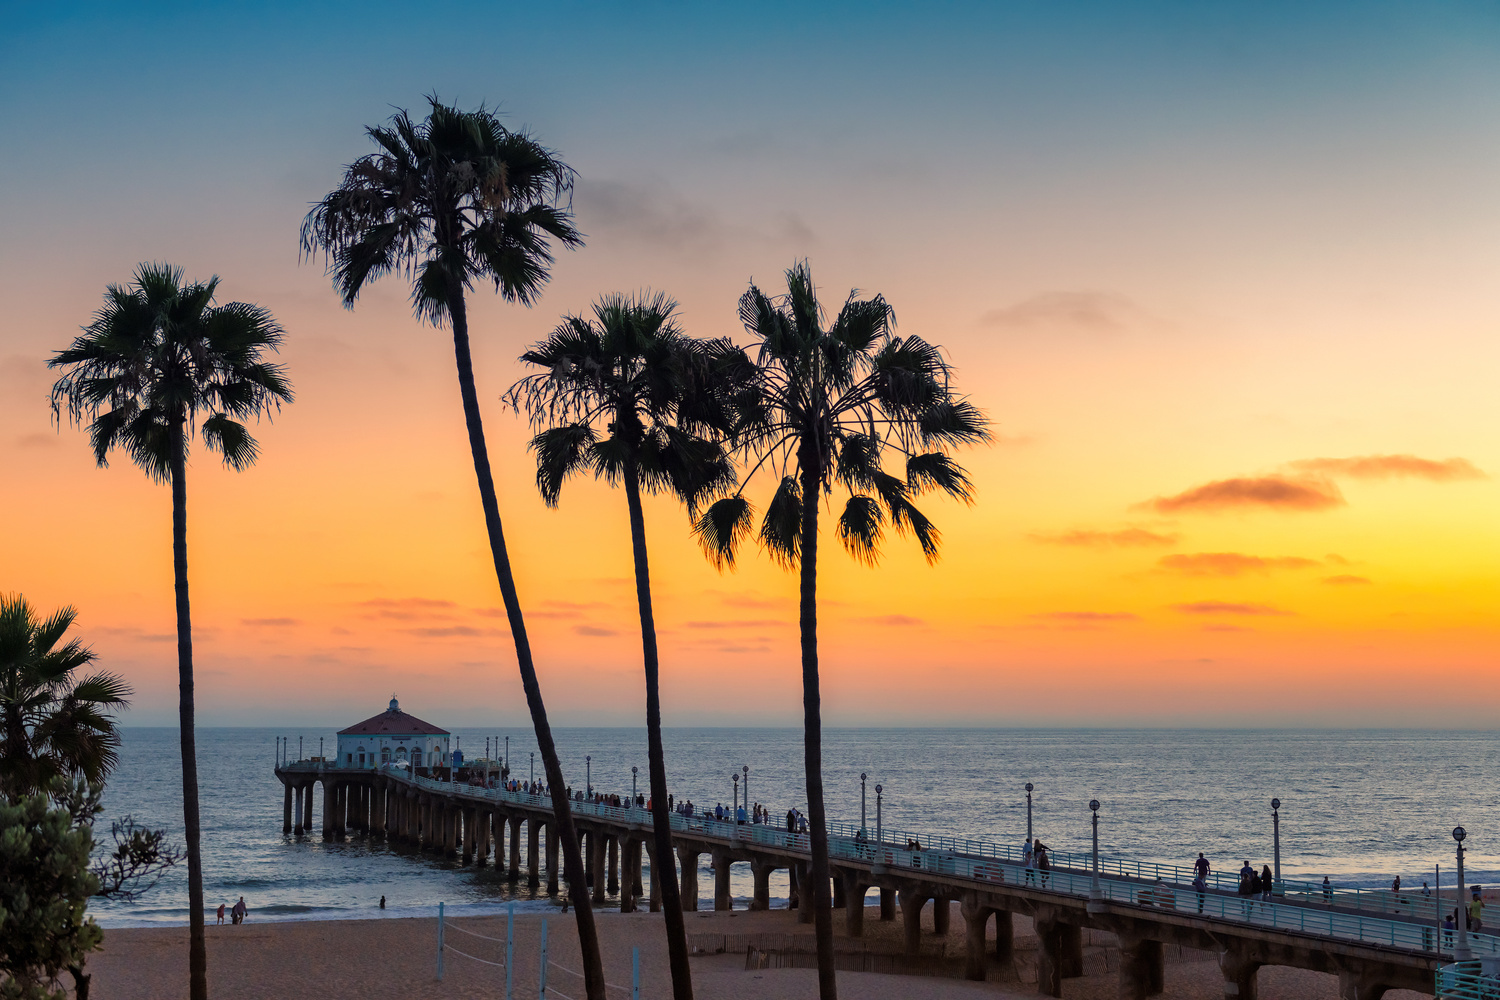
[1023,838,1036,886]
[1323,876,1333,905]
[1192,871,1207,913]
[1261,864,1274,902]
[1194,853,1210,880]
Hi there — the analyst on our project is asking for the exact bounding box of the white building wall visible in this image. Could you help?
[336,732,450,768]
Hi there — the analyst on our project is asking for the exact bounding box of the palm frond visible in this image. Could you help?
[906,451,975,503]
[759,475,802,568]
[837,495,884,566]
[693,496,755,571]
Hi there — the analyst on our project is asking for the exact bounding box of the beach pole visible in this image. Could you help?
[632,946,640,1000]
[539,919,548,998]
[505,901,514,999]
[437,901,445,980]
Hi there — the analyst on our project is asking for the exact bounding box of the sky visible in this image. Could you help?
[2,1,1499,727]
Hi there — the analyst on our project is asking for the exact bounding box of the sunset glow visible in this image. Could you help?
[4,2,1499,726]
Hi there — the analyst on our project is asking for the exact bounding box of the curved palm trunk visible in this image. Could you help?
[623,460,694,1000]
[447,288,605,1000]
[169,418,208,1000]
[799,447,837,999]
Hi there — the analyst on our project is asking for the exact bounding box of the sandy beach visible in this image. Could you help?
[83,903,1437,1000]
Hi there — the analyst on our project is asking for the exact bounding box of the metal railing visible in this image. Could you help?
[1437,960,1500,999]
[387,768,1498,959]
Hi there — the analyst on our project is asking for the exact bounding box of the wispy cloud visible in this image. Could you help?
[980,291,1151,337]
[1171,601,1293,616]
[1157,553,1319,577]
[1029,611,1139,622]
[242,617,301,627]
[1322,574,1373,586]
[403,625,504,638]
[1030,527,1179,548]
[685,619,788,630]
[852,614,924,626]
[359,597,459,621]
[1289,455,1485,482]
[15,432,58,449]
[1143,476,1344,514]
[573,625,619,637]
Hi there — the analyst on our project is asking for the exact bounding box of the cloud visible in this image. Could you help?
[853,614,924,626]
[359,597,459,621]
[980,291,1148,337]
[1157,553,1319,577]
[15,432,58,449]
[573,625,619,637]
[95,626,175,642]
[1322,574,1373,586]
[1030,528,1179,548]
[1143,476,1344,514]
[1289,455,1485,482]
[403,626,504,638]
[685,619,787,630]
[241,617,300,627]
[1029,611,1139,622]
[1171,601,1293,616]
[1202,624,1252,633]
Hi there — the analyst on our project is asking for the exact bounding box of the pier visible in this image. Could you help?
[273,758,1488,999]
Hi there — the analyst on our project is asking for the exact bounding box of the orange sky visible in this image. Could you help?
[3,3,1499,725]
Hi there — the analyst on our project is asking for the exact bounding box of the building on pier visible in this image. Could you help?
[335,696,449,770]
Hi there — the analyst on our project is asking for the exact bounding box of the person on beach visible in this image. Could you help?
[216,903,225,925]
[231,896,247,925]
[1262,865,1274,902]
[379,896,386,909]
[1422,881,1431,899]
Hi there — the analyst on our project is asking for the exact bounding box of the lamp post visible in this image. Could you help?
[530,751,535,785]
[1025,783,1034,843]
[299,735,302,761]
[733,773,740,821]
[504,736,509,774]
[586,755,592,798]
[1087,799,1104,912]
[632,766,638,806]
[319,736,323,761]
[743,765,749,818]
[861,773,868,835]
[1271,798,1282,890]
[1455,826,1472,960]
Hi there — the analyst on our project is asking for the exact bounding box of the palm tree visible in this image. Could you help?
[508,293,739,1000]
[49,263,292,1000]
[693,261,989,999]
[0,594,130,802]
[299,98,606,996]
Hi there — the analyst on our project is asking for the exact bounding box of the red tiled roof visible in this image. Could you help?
[338,708,448,736]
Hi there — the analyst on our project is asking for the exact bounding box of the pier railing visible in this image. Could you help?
[1435,960,1500,999]
[391,768,1496,960]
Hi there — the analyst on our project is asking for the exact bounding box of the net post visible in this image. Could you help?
[506,901,515,999]
[632,946,640,1000]
[437,901,445,981]
[539,919,548,998]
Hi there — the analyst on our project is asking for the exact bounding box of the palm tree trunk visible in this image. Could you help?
[623,459,694,1000]
[446,286,605,1000]
[170,416,208,1000]
[799,447,837,999]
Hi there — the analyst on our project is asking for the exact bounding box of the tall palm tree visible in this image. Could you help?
[508,293,739,1000]
[49,263,292,1000]
[299,98,606,996]
[0,594,130,802]
[694,261,989,999]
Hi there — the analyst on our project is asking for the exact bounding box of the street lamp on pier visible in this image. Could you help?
[875,785,883,844]
[1087,799,1105,913]
[1271,798,1282,890]
[632,766,638,805]
[743,765,749,818]
[861,773,868,835]
[1455,826,1472,960]
[586,755,592,798]
[504,736,509,774]
[530,752,535,785]
[298,736,302,761]
[1025,783,1034,843]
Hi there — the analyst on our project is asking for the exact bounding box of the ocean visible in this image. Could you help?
[87,726,1500,927]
